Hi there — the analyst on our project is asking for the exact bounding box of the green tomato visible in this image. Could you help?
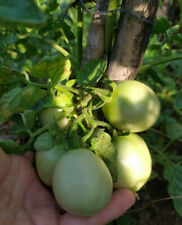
[36,145,66,186]
[52,149,113,217]
[114,133,152,192]
[39,107,70,130]
[103,80,161,132]
[52,94,73,107]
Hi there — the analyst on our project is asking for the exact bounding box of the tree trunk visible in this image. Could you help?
[83,0,109,63]
[107,0,159,81]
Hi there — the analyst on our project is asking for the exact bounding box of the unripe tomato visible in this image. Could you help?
[39,107,70,130]
[52,149,113,217]
[36,145,66,186]
[114,133,152,192]
[103,80,160,132]
[52,94,73,107]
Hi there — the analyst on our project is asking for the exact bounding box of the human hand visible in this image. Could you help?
[0,148,135,225]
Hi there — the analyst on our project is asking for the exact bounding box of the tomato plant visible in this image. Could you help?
[103,80,161,132]
[114,133,152,192]
[52,149,113,217]
[1,0,182,223]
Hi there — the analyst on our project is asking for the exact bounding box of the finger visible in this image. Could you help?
[0,148,10,183]
[24,151,35,164]
[89,189,136,224]
[59,189,136,225]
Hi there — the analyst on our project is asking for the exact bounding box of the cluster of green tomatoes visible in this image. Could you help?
[34,80,160,217]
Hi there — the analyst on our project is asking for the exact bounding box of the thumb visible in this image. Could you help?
[59,189,136,225]
[0,148,10,184]
[88,188,136,225]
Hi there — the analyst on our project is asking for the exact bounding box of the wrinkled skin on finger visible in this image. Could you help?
[0,149,135,225]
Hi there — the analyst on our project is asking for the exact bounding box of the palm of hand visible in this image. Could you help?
[0,150,135,225]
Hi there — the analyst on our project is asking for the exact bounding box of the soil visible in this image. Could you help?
[128,176,182,225]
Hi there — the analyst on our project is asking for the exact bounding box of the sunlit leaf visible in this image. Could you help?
[90,129,117,181]
[0,86,46,122]
[77,58,107,87]
[30,55,71,85]
[57,0,75,20]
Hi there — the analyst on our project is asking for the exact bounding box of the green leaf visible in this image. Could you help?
[144,69,165,85]
[62,21,75,40]
[0,33,17,46]
[0,87,22,122]
[21,110,36,130]
[152,17,170,34]
[0,86,46,122]
[89,81,117,110]
[165,118,182,140]
[12,85,46,112]
[77,58,107,87]
[11,114,30,138]
[90,129,117,181]
[163,164,182,217]
[0,138,20,154]
[57,0,75,20]
[0,0,46,27]
[166,25,180,36]
[30,55,71,85]
[0,66,25,85]
[175,93,182,109]
[34,132,54,151]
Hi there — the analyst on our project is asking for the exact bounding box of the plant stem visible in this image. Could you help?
[105,0,119,56]
[20,115,65,153]
[140,55,182,72]
[24,79,49,88]
[77,3,83,69]
[127,195,182,214]
[55,84,79,95]
[47,40,69,57]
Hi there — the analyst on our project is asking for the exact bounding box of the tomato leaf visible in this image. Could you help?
[21,110,36,130]
[152,17,170,34]
[76,58,107,87]
[30,55,71,85]
[34,132,54,151]
[57,0,75,20]
[88,81,117,110]
[0,66,25,85]
[165,118,182,140]
[0,0,46,27]
[0,86,46,122]
[0,138,20,154]
[175,93,182,109]
[90,129,117,182]
[163,164,182,217]
[11,114,31,138]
